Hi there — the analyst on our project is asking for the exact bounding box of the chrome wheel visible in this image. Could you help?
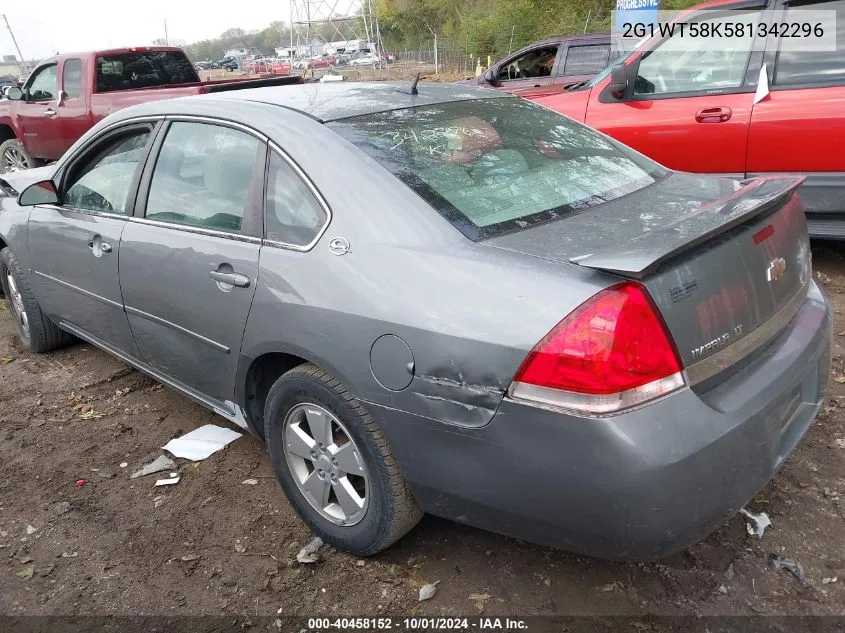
[2,144,30,172]
[5,270,29,339]
[283,403,369,526]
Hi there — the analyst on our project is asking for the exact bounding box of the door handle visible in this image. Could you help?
[209,270,250,288]
[695,107,732,123]
[87,237,112,255]
[44,107,58,118]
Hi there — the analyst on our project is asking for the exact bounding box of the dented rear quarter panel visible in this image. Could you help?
[238,109,619,428]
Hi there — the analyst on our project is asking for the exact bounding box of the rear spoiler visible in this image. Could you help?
[205,75,303,93]
[570,175,804,279]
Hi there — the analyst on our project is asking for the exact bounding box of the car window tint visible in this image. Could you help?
[563,45,611,76]
[95,51,198,92]
[265,151,327,247]
[774,0,845,86]
[27,65,57,101]
[330,99,666,241]
[497,46,558,81]
[634,11,760,95]
[65,131,150,214]
[145,122,261,234]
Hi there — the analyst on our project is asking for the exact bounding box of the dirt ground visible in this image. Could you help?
[1,243,844,624]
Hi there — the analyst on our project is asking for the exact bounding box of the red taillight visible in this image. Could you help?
[511,282,685,414]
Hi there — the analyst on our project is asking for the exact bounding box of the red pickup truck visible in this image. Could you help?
[533,0,845,238]
[0,47,301,172]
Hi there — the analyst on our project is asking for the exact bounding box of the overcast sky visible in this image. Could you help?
[1,1,294,61]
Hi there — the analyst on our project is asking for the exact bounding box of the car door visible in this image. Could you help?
[16,63,60,160]
[53,57,90,160]
[488,44,562,92]
[118,119,264,408]
[27,122,157,355]
[746,0,845,235]
[583,4,768,174]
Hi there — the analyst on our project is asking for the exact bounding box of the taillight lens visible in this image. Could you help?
[510,282,685,415]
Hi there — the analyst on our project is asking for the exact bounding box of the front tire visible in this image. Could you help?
[0,248,73,353]
[0,139,36,173]
[265,363,422,555]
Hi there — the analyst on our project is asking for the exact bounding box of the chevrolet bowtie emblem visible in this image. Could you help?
[767,257,787,282]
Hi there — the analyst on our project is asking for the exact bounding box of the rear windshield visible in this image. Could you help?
[329,98,667,240]
[95,51,199,93]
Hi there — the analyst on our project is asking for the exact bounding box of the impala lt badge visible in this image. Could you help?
[767,257,786,282]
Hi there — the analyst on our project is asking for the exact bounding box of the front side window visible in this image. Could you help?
[563,45,611,76]
[64,130,151,213]
[145,122,261,233]
[265,152,328,247]
[96,51,199,93]
[27,65,57,101]
[497,46,558,81]
[63,59,82,99]
[774,0,845,86]
[330,98,666,240]
[634,11,760,95]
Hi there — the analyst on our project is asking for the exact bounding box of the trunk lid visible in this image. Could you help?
[486,173,811,372]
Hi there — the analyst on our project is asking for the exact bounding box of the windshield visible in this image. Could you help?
[95,51,199,92]
[329,98,667,240]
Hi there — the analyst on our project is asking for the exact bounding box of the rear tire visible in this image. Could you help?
[265,363,422,555]
[0,248,73,353]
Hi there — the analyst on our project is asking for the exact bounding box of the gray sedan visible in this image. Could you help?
[0,83,832,560]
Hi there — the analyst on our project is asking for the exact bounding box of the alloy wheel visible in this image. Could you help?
[283,403,369,526]
[5,270,29,339]
[2,145,30,172]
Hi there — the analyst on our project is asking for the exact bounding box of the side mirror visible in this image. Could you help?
[483,69,495,83]
[6,87,22,100]
[56,90,67,107]
[19,180,60,207]
[609,63,629,99]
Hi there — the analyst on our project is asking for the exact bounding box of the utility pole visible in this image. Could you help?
[2,14,27,75]
[164,20,169,45]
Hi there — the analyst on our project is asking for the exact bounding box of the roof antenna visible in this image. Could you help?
[410,72,420,95]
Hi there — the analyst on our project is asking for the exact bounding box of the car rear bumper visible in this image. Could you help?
[371,280,832,560]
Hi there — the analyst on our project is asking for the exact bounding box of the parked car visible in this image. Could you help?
[0,47,302,172]
[244,58,271,74]
[222,58,240,72]
[532,0,845,238]
[0,83,830,560]
[463,33,624,97]
[271,59,293,75]
[349,53,379,66]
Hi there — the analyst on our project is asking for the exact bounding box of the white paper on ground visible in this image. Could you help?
[753,63,770,104]
[162,424,243,461]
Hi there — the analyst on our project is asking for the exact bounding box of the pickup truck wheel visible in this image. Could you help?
[264,363,423,556]
[0,139,35,173]
[0,248,74,353]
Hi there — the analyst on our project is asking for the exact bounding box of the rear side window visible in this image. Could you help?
[145,122,261,233]
[774,0,845,86]
[563,45,611,76]
[63,59,82,98]
[265,152,328,247]
[329,98,666,240]
[95,51,199,92]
